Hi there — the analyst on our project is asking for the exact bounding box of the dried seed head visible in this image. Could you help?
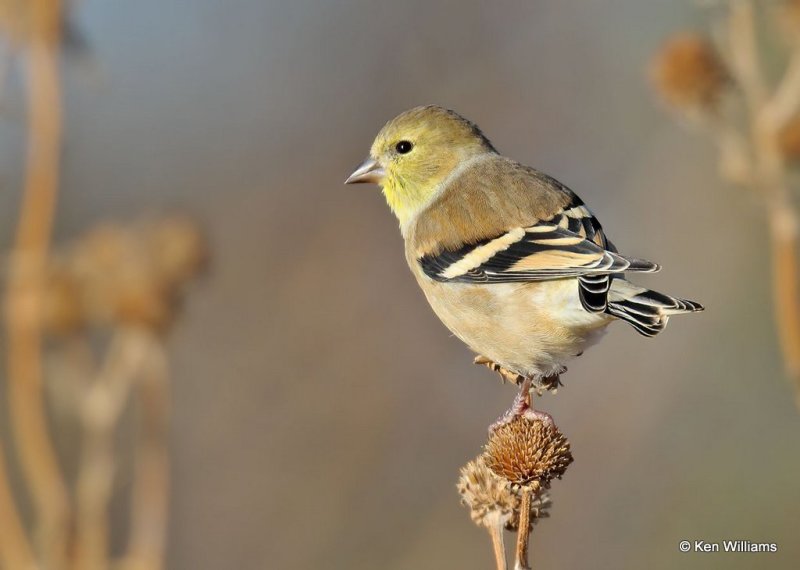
[484,416,573,488]
[148,217,207,287]
[69,225,173,329]
[650,33,729,114]
[457,456,518,528]
[113,278,173,330]
[778,116,800,162]
[46,218,206,334]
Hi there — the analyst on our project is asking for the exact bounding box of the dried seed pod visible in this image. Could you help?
[650,33,729,114]
[148,217,207,287]
[483,416,573,488]
[458,456,518,528]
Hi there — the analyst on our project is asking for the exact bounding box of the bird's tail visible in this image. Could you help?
[606,279,704,337]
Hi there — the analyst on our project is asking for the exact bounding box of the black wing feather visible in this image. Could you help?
[419,198,660,305]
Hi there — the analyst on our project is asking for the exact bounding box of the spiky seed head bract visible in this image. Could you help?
[483,416,573,488]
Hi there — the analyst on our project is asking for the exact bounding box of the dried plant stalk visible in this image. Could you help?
[0,5,201,567]
[513,488,532,570]
[2,0,69,566]
[459,411,568,570]
[73,330,151,570]
[652,1,800,407]
[0,442,36,569]
[487,517,508,570]
[727,1,800,406]
[770,211,800,391]
[122,333,171,570]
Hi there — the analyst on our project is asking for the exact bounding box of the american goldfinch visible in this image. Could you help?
[346,105,702,415]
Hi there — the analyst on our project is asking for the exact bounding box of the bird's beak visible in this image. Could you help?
[345,157,385,185]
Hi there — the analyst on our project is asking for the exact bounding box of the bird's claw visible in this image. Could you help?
[475,355,563,394]
[474,355,525,385]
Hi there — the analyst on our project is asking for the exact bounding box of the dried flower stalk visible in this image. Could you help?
[728,1,800,406]
[0,444,36,569]
[2,1,69,567]
[651,1,800,407]
[124,334,171,570]
[74,329,151,570]
[0,4,205,569]
[514,488,533,570]
[459,411,569,570]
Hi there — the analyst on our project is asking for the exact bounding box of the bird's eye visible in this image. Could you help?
[395,140,413,154]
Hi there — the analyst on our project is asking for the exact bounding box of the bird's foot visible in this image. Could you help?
[488,376,558,434]
[489,376,532,433]
[474,355,564,394]
[521,406,555,428]
[474,355,525,384]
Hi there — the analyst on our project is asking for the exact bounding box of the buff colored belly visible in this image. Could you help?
[414,274,612,378]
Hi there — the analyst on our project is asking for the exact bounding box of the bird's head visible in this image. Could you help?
[346,105,495,226]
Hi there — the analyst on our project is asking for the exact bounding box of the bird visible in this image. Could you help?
[346,105,703,422]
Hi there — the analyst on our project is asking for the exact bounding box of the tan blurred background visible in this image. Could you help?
[1,1,799,569]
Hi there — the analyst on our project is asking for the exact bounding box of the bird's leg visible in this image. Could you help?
[525,372,559,427]
[488,374,558,433]
[489,377,532,433]
[477,357,561,432]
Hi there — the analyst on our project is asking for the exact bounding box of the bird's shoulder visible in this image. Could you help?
[407,154,579,258]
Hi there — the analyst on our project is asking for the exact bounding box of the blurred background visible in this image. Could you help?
[1,1,799,569]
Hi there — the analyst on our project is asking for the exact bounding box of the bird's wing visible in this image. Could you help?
[417,198,660,312]
[409,157,660,312]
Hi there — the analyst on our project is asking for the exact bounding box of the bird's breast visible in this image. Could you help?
[407,257,610,377]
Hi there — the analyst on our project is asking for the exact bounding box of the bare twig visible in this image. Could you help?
[73,329,150,570]
[727,1,800,406]
[3,0,69,565]
[487,515,508,570]
[119,332,170,570]
[514,488,532,570]
[768,207,800,405]
[710,118,753,186]
[728,1,767,109]
[0,439,37,570]
[763,45,800,131]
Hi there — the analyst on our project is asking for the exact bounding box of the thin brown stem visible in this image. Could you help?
[763,45,800,130]
[727,0,800,407]
[768,208,800,407]
[3,0,68,566]
[73,330,150,570]
[514,488,532,570]
[486,516,508,570]
[710,118,753,186]
[728,1,766,110]
[0,439,37,570]
[121,333,170,570]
